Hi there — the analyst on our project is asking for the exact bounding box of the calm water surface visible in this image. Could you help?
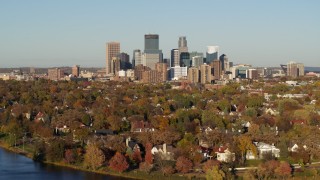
[0,147,129,180]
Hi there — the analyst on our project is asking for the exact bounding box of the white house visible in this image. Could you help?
[246,142,280,160]
[214,147,235,162]
[151,143,175,160]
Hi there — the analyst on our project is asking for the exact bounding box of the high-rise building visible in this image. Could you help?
[200,64,211,84]
[142,53,161,70]
[188,67,199,83]
[297,63,305,76]
[287,61,304,77]
[171,49,180,67]
[211,60,222,80]
[134,64,151,81]
[144,34,160,53]
[155,62,168,81]
[206,46,219,64]
[132,49,141,67]
[180,52,190,67]
[141,70,162,83]
[119,52,130,70]
[178,36,188,53]
[48,68,64,81]
[192,56,204,68]
[110,57,121,75]
[72,65,80,77]
[247,69,259,79]
[144,34,162,69]
[219,54,229,71]
[170,66,188,80]
[106,42,120,75]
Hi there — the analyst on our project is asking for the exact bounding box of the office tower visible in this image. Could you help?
[297,63,304,76]
[189,51,204,59]
[180,52,190,67]
[192,56,204,68]
[178,36,188,53]
[188,67,199,83]
[219,54,229,71]
[132,49,141,67]
[171,49,180,67]
[144,34,162,69]
[145,34,159,53]
[287,61,304,77]
[247,69,259,79]
[211,60,222,80]
[110,57,121,75]
[142,53,161,70]
[206,46,219,64]
[106,42,120,75]
[170,66,188,80]
[72,65,80,77]
[200,64,212,84]
[155,62,168,81]
[48,68,64,81]
[119,52,130,70]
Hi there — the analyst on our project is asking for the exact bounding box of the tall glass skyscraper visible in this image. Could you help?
[143,34,162,69]
[144,34,160,53]
[206,46,219,64]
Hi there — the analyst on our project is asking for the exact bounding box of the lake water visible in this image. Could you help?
[0,147,128,180]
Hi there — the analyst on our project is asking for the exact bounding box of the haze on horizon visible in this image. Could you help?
[0,0,319,68]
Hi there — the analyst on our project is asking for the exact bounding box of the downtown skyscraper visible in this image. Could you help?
[106,42,120,75]
[142,34,163,70]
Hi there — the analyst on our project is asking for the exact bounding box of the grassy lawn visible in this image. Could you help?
[244,159,262,167]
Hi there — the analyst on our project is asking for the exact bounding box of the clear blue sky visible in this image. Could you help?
[0,0,319,67]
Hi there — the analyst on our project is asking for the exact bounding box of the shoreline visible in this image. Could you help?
[0,140,141,180]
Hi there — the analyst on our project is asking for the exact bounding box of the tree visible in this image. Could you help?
[236,135,257,164]
[73,128,90,146]
[205,165,225,180]
[275,161,291,179]
[139,162,153,174]
[145,142,153,165]
[202,160,221,173]
[175,156,193,174]
[64,149,76,164]
[257,160,280,179]
[83,144,105,170]
[132,148,142,164]
[109,152,129,173]
[46,139,66,162]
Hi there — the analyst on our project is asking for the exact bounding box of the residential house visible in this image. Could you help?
[214,146,235,162]
[151,143,175,160]
[126,137,141,152]
[247,142,280,159]
[288,143,307,152]
[34,112,48,123]
[265,108,279,116]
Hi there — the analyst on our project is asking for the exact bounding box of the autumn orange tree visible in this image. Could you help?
[175,156,193,174]
[109,152,129,173]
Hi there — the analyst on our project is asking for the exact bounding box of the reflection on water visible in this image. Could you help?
[0,147,126,180]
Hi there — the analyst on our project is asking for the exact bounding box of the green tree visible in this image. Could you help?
[205,165,225,180]
[83,144,105,170]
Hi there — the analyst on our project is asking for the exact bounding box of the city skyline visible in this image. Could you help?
[1,0,319,68]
